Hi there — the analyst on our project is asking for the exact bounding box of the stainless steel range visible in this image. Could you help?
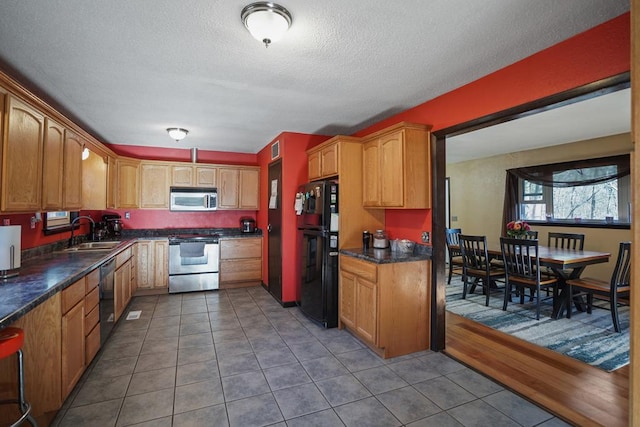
[168,234,220,293]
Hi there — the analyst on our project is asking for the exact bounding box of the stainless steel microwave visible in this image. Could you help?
[170,187,218,211]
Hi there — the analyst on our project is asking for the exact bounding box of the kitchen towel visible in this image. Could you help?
[179,242,205,258]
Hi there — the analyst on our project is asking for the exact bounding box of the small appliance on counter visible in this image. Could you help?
[0,225,21,279]
[372,229,389,248]
[102,213,123,238]
[240,217,256,233]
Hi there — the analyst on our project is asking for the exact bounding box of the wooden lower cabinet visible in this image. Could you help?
[61,279,86,400]
[135,239,168,292]
[114,247,134,321]
[339,255,430,358]
[219,237,262,287]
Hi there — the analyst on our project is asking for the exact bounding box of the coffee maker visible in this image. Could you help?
[102,213,123,238]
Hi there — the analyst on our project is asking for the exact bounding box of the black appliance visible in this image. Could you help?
[240,217,256,233]
[99,258,115,345]
[102,213,122,238]
[297,179,339,328]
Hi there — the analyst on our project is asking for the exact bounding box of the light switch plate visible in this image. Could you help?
[421,231,430,243]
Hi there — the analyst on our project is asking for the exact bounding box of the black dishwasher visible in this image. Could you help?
[99,258,116,345]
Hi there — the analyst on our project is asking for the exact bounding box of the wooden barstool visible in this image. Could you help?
[0,327,37,426]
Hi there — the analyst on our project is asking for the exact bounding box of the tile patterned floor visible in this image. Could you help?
[52,286,571,427]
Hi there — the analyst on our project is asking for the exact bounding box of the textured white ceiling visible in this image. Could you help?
[0,1,630,153]
[447,88,631,163]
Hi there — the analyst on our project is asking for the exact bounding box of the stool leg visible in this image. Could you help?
[15,349,37,427]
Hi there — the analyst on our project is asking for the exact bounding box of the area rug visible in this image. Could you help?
[445,277,630,372]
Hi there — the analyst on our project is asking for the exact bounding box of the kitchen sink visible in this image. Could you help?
[64,241,121,252]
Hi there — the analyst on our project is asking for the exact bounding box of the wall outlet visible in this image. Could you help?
[421,231,430,243]
[2,219,9,226]
[125,212,130,219]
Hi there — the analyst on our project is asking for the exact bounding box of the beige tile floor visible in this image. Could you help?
[52,286,570,427]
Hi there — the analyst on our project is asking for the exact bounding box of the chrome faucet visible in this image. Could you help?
[69,215,95,247]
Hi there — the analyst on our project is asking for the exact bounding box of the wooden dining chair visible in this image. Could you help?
[565,241,631,332]
[459,235,505,306]
[523,230,538,240]
[547,232,585,250]
[500,237,559,320]
[445,228,464,284]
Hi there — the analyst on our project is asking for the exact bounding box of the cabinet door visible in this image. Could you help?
[356,278,377,345]
[135,240,154,290]
[106,156,117,209]
[321,144,339,177]
[195,166,217,187]
[123,259,132,307]
[1,96,44,212]
[117,159,140,208]
[339,270,356,329]
[362,140,380,207]
[42,118,65,210]
[63,131,84,210]
[379,131,404,207]
[61,301,84,399]
[308,150,322,181]
[140,163,170,208]
[239,168,260,209]
[154,240,169,289]
[171,165,194,186]
[218,168,239,208]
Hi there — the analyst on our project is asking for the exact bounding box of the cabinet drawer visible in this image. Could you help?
[220,259,262,282]
[220,238,262,260]
[116,247,132,267]
[62,278,86,313]
[85,268,100,293]
[85,324,100,364]
[85,286,99,312]
[340,256,377,283]
[84,304,99,333]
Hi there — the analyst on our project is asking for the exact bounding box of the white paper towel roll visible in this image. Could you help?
[0,225,21,270]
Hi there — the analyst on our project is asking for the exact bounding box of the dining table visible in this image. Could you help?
[453,242,611,319]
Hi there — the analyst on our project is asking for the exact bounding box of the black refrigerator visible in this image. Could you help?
[297,179,339,328]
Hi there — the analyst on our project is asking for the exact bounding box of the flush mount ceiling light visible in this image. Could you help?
[167,127,189,141]
[241,2,292,48]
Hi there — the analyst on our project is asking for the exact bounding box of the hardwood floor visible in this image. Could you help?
[445,312,629,427]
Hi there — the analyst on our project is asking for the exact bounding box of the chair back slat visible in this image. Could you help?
[500,237,540,281]
[523,230,538,240]
[612,241,632,289]
[547,232,585,250]
[459,235,490,272]
[446,228,462,257]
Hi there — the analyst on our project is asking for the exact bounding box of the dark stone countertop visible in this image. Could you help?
[0,240,136,329]
[1,228,263,329]
[340,244,432,264]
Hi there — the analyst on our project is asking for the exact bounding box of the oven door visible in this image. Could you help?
[169,242,219,275]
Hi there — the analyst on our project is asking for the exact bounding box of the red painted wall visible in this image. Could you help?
[257,132,331,303]
[108,145,258,165]
[354,13,630,242]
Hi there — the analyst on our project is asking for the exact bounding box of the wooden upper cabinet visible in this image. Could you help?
[116,158,140,208]
[217,167,239,208]
[62,131,83,210]
[217,166,260,209]
[307,140,339,181]
[171,165,193,186]
[1,95,45,212]
[307,150,322,181]
[82,149,108,210]
[362,123,431,209]
[239,168,259,209]
[106,156,117,209]
[42,118,65,211]
[140,162,169,208]
[195,166,217,187]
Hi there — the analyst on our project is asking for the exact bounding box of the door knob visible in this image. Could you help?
[267,224,272,232]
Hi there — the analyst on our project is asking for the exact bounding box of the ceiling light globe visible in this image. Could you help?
[242,2,292,47]
[167,127,189,141]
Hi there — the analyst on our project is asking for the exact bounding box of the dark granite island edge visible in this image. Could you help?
[340,244,432,264]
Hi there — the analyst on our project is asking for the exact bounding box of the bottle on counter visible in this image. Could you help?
[362,230,371,250]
